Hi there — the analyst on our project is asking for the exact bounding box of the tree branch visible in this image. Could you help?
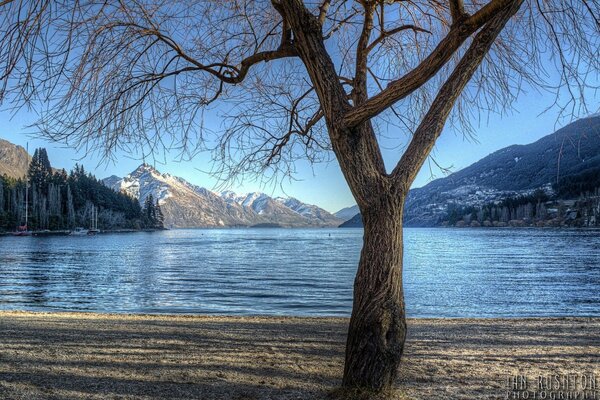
[390,0,524,190]
[111,21,298,85]
[366,25,431,53]
[342,0,517,129]
[449,0,468,24]
[354,2,375,105]
[318,0,331,26]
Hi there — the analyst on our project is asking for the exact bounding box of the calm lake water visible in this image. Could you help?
[0,228,599,317]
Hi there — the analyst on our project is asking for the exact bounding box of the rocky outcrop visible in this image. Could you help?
[0,138,31,179]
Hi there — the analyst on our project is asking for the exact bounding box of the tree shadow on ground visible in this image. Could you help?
[0,314,598,400]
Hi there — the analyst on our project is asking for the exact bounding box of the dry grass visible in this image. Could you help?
[0,312,598,399]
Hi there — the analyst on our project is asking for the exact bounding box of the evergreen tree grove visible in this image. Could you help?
[0,148,145,232]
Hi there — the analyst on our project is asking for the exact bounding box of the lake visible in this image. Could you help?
[0,228,599,317]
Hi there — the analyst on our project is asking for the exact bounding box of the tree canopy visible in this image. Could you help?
[0,1,597,183]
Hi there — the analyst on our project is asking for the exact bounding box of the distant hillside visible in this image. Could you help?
[339,115,600,227]
[0,138,31,179]
[105,165,342,228]
[334,205,359,221]
[339,213,362,228]
[413,115,600,191]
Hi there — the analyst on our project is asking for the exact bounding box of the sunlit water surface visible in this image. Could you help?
[0,228,599,317]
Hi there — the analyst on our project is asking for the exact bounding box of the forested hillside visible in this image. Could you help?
[0,148,163,232]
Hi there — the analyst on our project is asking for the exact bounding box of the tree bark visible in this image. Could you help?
[342,195,406,390]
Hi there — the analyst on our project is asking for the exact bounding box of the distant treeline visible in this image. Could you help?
[446,190,549,225]
[554,165,600,198]
[0,148,164,232]
[445,187,600,228]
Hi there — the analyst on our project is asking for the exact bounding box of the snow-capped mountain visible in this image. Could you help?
[104,164,341,228]
[220,191,339,225]
[221,191,272,214]
[275,197,341,225]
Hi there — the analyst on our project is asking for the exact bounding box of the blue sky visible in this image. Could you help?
[0,90,596,213]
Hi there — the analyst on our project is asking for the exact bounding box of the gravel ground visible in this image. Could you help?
[0,312,598,399]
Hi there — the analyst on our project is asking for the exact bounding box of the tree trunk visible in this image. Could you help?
[276,1,409,391]
[342,197,407,391]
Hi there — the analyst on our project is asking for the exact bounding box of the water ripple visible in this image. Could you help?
[0,228,599,317]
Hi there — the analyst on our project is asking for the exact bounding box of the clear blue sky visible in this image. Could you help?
[0,90,596,213]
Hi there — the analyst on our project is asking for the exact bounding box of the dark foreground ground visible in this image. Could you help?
[0,312,599,399]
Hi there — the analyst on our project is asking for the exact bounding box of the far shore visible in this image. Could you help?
[0,311,598,399]
[3,225,600,235]
[0,228,166,237]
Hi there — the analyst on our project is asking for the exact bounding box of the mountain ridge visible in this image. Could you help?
[104,164,341,228]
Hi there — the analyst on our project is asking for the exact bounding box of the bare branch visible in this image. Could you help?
[449,0,468,23]
[366,25,431,53]
[354,1,375,105]
[391,0,524,189]
[318,0,332,26]
[343,0,519,129]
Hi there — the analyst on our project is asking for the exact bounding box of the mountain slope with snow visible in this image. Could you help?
[276,197,341,226]
[104,165,342,228]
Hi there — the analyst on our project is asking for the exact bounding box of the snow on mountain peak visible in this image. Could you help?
[110,164,173,204]
[131,163,159,176]
[103,165,341,227]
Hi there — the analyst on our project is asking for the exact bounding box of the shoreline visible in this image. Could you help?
[0,228,165,237]
[1,312,598,399]
[3,309,600,319]
[2,225,600,235]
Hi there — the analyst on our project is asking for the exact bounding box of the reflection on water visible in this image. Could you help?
[0,228,599,317]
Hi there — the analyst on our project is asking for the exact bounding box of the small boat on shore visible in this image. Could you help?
[12,225,32,236]
[70,227,89,236]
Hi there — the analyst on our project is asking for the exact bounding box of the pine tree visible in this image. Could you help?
[31,184,39,229]
[28,148,53,194]
[0,148,147,232]
[155,199,164,229]
[66,184,76,228]
[143,194,156,228]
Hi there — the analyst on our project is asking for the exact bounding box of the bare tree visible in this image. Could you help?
[0,0,598,393]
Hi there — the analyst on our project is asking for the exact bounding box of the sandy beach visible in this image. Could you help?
[0,312,599,399]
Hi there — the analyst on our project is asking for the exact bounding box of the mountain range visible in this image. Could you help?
[0,137,341,228]
[338,115,600,227]
[103,164,342,228]
[4,114,599,229]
